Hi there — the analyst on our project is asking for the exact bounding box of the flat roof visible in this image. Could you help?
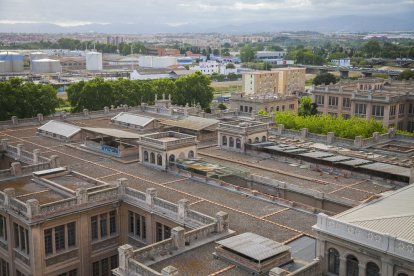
[38,120,81,138]
[82,127,141,139]
[111,112,155,127]
[161,116,218,131]
[216,232,290,262]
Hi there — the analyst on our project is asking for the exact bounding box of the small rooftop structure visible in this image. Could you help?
[161,116,218,132]
[111,112,156,130]
[37,120,81,142]
[215,232,292,275]
[82,127,141,139]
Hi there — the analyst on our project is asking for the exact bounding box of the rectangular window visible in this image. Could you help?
[342,98,351,108]
[409,104,414,114]
[128,211,134,234]
[164,225,171,239]
[55,225,65,252]
[315,95,324,105]
[101,258,108,276]
[289,104,295,110]
[372,105,384,117]
[109,211,116,235]
[14,224,29,254]
[135,214,141,237]
[16,270,25,276]
[0,258,9,276]
[355,103,367,115]
[390,105,396,116]
[100,214,107,238]
[110,255,118,270]
[68,269,77,276]
[399,104,405,115]
[44,228,53,255]
[142,216,146,239]
[91,216,98,240]
[92,261,100,276]
[0,215,6,240]
[328,96,338,107]
[67,222,76,247]
[156,222,163,242]
[408,121,414,132]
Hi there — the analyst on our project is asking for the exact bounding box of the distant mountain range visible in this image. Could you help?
[0,13,413,34]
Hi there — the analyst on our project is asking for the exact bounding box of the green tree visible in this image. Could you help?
[399,69,414,80]
[175,71,214,108]
[313,73,337,86]
[218,103,227,110]
[0,78,58,120]
[363,40,381,58]
[240,45,257,63]
[299,96,318,116]
[226,63,235,69]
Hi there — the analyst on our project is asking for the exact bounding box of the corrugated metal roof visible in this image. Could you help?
[38,120,81,138]
[335,184,414,242]
[359,162,410,177]
[82,127,141,139]
[112,112,155,127]
[161,116,218,131]
[216,232,290,261]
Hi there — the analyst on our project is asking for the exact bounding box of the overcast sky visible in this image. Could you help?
[0,0,413,27]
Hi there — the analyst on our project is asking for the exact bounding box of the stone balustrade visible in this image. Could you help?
[314,213,414,262]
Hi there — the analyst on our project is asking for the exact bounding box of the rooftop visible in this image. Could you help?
[216,232,291,262]
[160,116,218,131]
[38,120,81,138]
[111,112,155,127]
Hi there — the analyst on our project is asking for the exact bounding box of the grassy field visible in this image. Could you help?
[211,80,242,97]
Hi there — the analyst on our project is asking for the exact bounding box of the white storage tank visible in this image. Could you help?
[31,59,61,74]
[86,51,103,71]
[0,51,24,72]
[30,51,47,62]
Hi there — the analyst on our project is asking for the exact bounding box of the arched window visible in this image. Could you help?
[150,152,155,164]
[222,136,227,146]
[328,248,340,275]
[144,151,149,162]
[229,137,234,147]
[157,154,162,166]
[262,136,266,142]
[236,138,241,149]
[366,262,380,276]
[346,255,359,276]
[244,106,248,112]
[255,137,260,143]
[240,106,243,111]
[188,150,194,158]
[248,139,252,144]
[270,107,274,112]
[169,155,175,163]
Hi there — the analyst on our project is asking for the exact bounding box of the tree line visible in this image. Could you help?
[67,71,214,112]
[0,78,59,121]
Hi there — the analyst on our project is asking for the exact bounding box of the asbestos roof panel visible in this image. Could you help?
[161,116,219,131]
[359,162,410,177]
[335,184,414,242]
[38,120,81,138]
[82,127,141,139]
[299,151,334,159]
[112,112,155,127]
[339,158,372,166]
[322,155,353,162]
[216,232,290,261]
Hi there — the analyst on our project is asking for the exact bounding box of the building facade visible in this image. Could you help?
[242,67,305,96]
[313,184,414,276]
[230,93,298,114]
[312,78,414,131]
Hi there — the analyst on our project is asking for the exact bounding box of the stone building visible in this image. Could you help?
[218,121,269,152]
[242,67,305,96]
[312,78,414,131]
[138,131,198,170]
[0,167,218,276]
[230,93,298,114]
[313,184,414,276]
